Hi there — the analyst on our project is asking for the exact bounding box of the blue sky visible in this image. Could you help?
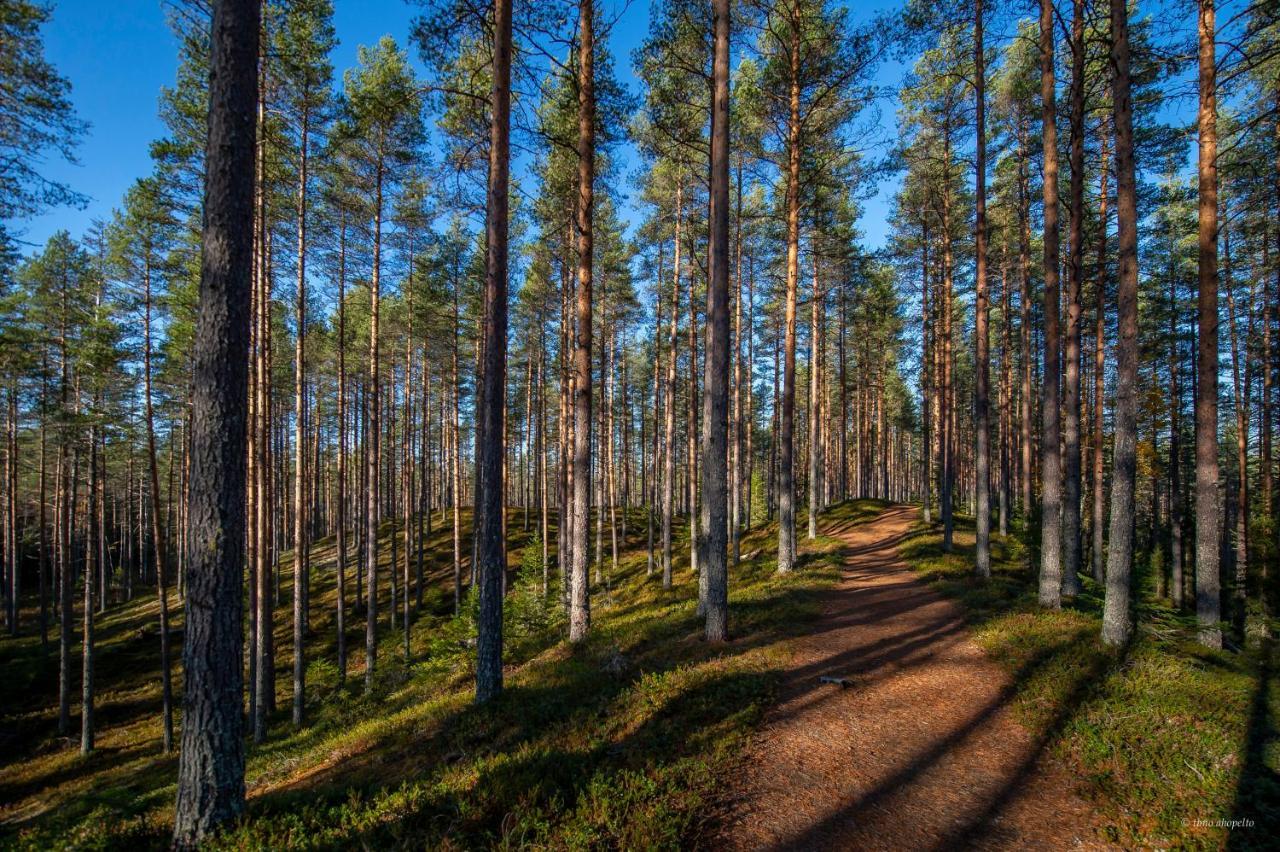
[23,0,901,256]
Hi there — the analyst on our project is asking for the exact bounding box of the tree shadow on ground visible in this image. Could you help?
[1228,640,1280,851]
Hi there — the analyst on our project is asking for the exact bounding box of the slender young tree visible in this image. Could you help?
[172,0,259,844]
[278,0,335,730]
[340,37,423,686]
[1061,0,1086,596]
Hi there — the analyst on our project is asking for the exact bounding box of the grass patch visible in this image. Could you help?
[1,501,882,849]
[898,511,1280,850]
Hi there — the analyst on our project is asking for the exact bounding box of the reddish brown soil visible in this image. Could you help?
[716,505,1112,851]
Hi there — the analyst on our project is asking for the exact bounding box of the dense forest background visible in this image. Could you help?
[1,0,1278,847]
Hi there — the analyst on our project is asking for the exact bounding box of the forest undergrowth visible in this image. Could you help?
[899,514,1280,850]
[0,501,879,850]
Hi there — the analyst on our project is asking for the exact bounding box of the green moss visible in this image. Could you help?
[1,502,878,850]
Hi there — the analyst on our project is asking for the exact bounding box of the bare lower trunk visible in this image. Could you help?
[366,162,383,686]
[1039,0,1063,608]
[808,253,822,539]
[702,0,731,642]
[973,0,991,577]
[1019,126,1033,518]
[1061,0,1086,595]
[172,1,257,842]
[292,109,309,728]
[569,0,595,643]
[1101,0,1138,647]
[777,21,800,575]
[1194,0,1221,649]
[662,191,682,589]
[1092,130,1110,584]
[474,0,512,701]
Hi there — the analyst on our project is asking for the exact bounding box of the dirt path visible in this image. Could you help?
[716,505,1109,851]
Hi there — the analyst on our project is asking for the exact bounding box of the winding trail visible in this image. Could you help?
[717,504,1109,851]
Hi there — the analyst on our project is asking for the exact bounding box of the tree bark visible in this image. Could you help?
[808,252,821,540]
[1102,0,1138,647]
[1061,0,1086,595]
[1018,122,1033,518]
[292,101,309,728]
[702,0,730,641]
[336,210,348,680]
[569,0,594,643]
[143,257,175,751]
[81,410,97,755]
[1039,0,1063,608]
[173,0,257,841]
[777,16,801,574]
[662,198,681,589]
[365,159,383,687]
[1168,223,1185,609]
[1092,128,1110,584]
[973,0,991,577]
[476,120,518,688]
[1194,0,1221,649]
[1223,220,1249,639]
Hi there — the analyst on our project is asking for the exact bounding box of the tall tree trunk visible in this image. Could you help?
[1102,0,1138,647]
[999,251,1011,538]
[1223,221,1249,639]
[1018,122,1033,518]
[973,0,991,577]
[5,386,15,637]
[940,139,955,552]
[1168,227,1185,609]
[173,0,258,841]
[1264,104,1276,627]
[569,0,594,643]
[1194,0,1221,649]
[143,258,175,751]
[39,370,48,647]
[731,154,744,566]
[81,411,97,755]
[1039,0,1063,608]
[365,156,384,685]
[808,253,821,540]
[687,216,699,579]
[452,272,462,614]
[56,325,70,735]
[253,138,273,737]
[777,16,801,574]
[648,246,663,578]
[745,256,755,532]
[702,0,730,641]
[662,199,681,589]
[1061,0,1085,595]
[1092,128,1110,584]
[336,211,348,680]
[292,103,310,729]
[921,213,932,524]
[474,0,512,693]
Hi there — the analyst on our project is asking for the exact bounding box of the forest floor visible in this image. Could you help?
[716,504,1108,850]
[887,511,1278,851]
[0,500,864,849]
[1,501,1277,850]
